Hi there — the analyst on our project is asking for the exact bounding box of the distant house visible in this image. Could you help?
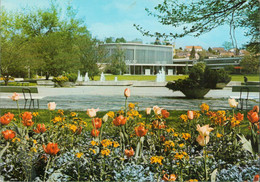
[185,46,203,52]
[212,47,226,53]
[240,49,250,56]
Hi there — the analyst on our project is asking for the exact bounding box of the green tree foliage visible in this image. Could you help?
[0,10,29,85]
[106,46,126,75]
[77,37,108,80]
[222,41,233,51]
[189,46,196,60]
[240,54,259,74]
[134,0,259,49]
[115,37,126,43]
[105,37,115,43]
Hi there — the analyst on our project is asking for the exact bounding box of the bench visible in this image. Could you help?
[231,85,260,110]
[0,86,43,109]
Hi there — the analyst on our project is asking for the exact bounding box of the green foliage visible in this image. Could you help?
[222,41,233,50]
[189,46,196,60]
[106,46,127,75]
[166,62,231,96]
[240,54,260,74]
[64,73,77,83]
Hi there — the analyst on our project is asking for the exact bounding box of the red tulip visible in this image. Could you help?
[2,130,16,140]
[33,124,47,133]
[235,112,244,121]
[0,112,14,125]
[91,129,100,137]
[42,143,60,155]
[22,112,33,121]
[135,125,148,137]
[253,174,259,182]
[253,105,259,113]
[113,115,127,126]
[247,110,259,124]
[125,147,134,158]
[92,118,102,129]
[161,109,170,119]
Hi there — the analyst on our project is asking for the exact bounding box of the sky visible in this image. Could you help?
[1,0,252,49]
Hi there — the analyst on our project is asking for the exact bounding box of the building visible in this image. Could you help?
[100,43,175,75]
[185,46,203,52]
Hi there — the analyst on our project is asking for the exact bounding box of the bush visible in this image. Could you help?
[64,73,77,83]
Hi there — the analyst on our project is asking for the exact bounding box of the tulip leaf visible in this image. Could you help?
[0,142,10,162]
[211,168,218,182]
[237,134,254,155]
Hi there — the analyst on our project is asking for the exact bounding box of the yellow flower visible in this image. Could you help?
[150,156,164,165]
[200,103,209,113]
[118,110,124,115]
[101,148,110,156]
[75,152,83,158]
[89,148,96,154]
[113,141,120,148]
[189,179,198,182]
[174,153,184,160]
[166,128,174,133]
[33,140,37,144]
[32,112,39,117]
[70,112,77,117]
[107,111,115,118]
[57,109,64,115]
[69,124,77,133]
[91,140,98,146]
[194,111,200,119]
[173,133,179,137]
[101,139,113,148]
[231,117,240,127]
[137,122,145,126]
[53,116,62,123]
[30,147,37,153]
[128,103,135,109]
[180,114,188,122]
[12,137,21,142]
[216,133,223,138]
[182,133,191,140]
[179,143,185,148]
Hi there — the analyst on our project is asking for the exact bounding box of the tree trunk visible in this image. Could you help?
[45,72,49,80]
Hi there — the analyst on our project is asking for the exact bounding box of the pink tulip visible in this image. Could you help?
[87,108,99,118]
[10,92,19,101]
[124,88,130,98]
[48,102,56,111]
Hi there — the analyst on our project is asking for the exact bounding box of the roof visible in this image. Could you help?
[101,43,173,49]
[185,46,203,49]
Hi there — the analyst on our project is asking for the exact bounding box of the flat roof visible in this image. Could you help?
[101,43,173,49]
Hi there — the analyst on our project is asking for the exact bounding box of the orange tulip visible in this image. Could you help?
[91,129,100,137]
[235,112,244,121]
[161,109,170,119]
[124,88,130,98]
[196,124,214,136]
[33,124,47,133]
[113,115,127,126]
[124,147,134,158]
[92,118,102,129]
[2,130,16,140]
[187,111,194,120]
[42,143,60,155]
[158,121,166,129]
[253,174,259,182]
[22,119,34,127]
[22,112,33,121]
[253,106,259,113]
[135,125,148,137]
[0,112,14,125]
[162,173,177,181]
[247,110,259,124]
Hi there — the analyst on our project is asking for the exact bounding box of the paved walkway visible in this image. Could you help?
[1,86,259,111]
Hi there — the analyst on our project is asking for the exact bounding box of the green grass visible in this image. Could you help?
[0,82,37,86]
[231,74,259,82]
[91,74,259,82]
[93,75,188,81]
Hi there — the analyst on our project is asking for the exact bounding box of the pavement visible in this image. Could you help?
[0,84,259,111]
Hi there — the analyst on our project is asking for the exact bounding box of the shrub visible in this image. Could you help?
[64,73,77,83]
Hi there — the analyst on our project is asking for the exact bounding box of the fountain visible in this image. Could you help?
[156,68,166,82]
[114,76,118,82]
[77,70,83,82]
[100,72,106,81]
[84,72,89,82]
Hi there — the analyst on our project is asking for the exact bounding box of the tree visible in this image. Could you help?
[106,46,126,75]
[154,37,161,45]
[208,47,213,53]
[240,54,259,74]
[77,37,108,80]
[0,10,29,85]
[105,37,115,43]
[134,0,259,49]
[115,37,126,43]
[222,41,233,51]
[189,46,196,60]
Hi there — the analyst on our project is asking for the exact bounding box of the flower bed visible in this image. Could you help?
[0,91,259,181]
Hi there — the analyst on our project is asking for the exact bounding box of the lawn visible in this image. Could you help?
[92,74,259,82]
